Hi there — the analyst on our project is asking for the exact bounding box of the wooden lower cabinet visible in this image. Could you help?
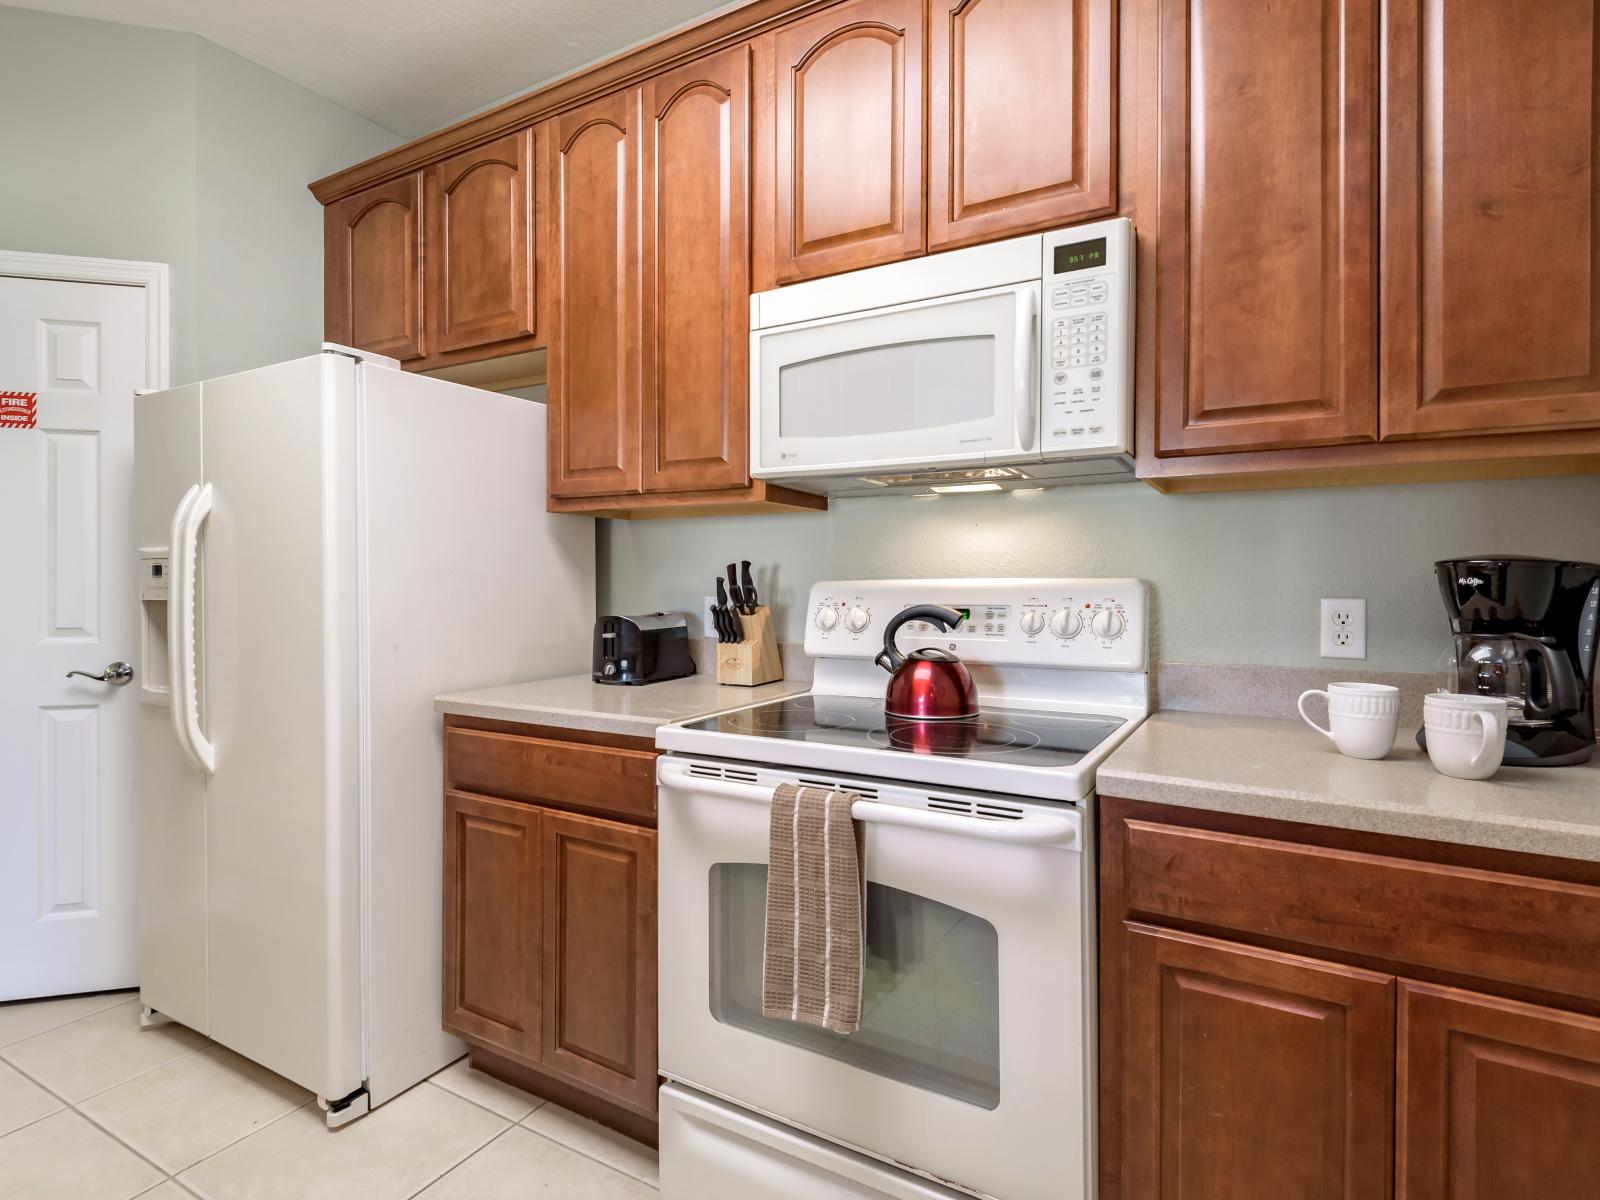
[442,717,660,1128]
[1122,924,1395,1200]
[1399,981,1600,1200]
[1102,795,1600,1200]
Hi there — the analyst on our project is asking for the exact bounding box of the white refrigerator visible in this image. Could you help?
[133,346,593,1124]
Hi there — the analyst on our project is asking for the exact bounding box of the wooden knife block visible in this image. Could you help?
[716,606,783,686]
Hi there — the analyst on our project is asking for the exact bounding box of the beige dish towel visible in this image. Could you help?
[763,783,866,1034]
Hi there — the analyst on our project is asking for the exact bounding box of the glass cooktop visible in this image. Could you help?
[683,693,1125,767]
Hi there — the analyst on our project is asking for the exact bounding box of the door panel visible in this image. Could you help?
[0,277,145,1000]
[927,0,1115,251]
[324,175,425,361]
[640,47,752,493]
[1122,924,1394,1200]
[442,791,542,1064]
[1399,981,1600,1200]
[1382,0,1600,437]
[772,0,925,283]
[1155,0,1378,455]
[540,810,657,1113]
[545,94,643,498]
[200,354,363,1100]
[425,129,540,354]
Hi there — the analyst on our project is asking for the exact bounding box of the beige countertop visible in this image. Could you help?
[435,671,810,739]
[1098,711,1600,862]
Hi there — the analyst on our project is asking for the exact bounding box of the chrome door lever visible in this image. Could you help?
[66,661,134,687]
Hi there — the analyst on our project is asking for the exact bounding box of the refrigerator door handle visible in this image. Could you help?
[170,482,216,774]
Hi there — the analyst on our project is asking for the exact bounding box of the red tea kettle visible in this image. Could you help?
[874,605,979,720]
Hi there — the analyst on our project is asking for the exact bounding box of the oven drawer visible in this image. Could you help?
[1116,816,1600,1005]
[444,725,658,823]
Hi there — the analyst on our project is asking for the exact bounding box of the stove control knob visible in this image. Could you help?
[845,606,872,633]
[814,606,839,633]
[1019,610,1046,637]
[1049,607,1083,640]
[1092,607,1127,640]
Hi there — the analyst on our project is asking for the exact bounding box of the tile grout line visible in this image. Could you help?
[401,1122,520,1200]
[424,1076,549,1124]
[0,991,140,1053]
[515,1121,661,1190]
[166,1097,318,1187]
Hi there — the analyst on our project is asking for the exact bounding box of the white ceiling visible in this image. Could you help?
[14,0,737,136]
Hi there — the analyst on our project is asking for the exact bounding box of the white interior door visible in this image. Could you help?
[0,275,147,1000]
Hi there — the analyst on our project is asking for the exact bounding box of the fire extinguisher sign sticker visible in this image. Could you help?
[0,391,38,430]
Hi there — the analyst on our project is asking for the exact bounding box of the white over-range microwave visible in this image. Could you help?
[750,217,1134,496]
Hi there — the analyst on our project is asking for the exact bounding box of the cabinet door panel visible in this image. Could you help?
[641,48,752,493]
[324,175,425,361]
[546,94,642,498]
[540,810,657,1114]
[426,129,538,354]
[1123,924,1394,1200]
[773,0,925,282]
[1399,981,1600,1199]
[442,792,540,1064]
[1156,0,1378,455]
[927,0,1115,251]
[1382,0,1600,437]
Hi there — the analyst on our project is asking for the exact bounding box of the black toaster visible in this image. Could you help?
[592,613,695,685]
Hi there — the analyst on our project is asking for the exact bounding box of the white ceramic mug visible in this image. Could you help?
[1423,692,1509,780]
[1298,682,1401,760]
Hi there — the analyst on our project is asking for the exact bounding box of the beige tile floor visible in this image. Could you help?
[0,992,659,1199]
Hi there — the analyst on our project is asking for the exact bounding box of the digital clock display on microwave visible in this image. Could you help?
[1053,237,1107,274]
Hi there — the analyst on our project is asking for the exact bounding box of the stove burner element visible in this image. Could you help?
[870,719,1041,757]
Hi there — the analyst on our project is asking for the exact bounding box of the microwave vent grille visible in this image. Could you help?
[858,466,1032,488]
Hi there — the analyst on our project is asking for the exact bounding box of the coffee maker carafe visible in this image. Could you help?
[1435,557,1600,766]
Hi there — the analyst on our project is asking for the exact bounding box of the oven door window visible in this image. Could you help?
[708,863,1000,1109]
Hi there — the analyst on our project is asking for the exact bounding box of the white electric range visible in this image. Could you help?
[654,578,1150,1200]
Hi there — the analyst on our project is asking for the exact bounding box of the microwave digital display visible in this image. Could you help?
[1053,237,1107,275]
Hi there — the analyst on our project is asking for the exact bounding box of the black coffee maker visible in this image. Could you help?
[1434,557,1600,766]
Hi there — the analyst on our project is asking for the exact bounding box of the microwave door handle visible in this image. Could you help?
[657,760,1078,849]
[1015,287,1038,452]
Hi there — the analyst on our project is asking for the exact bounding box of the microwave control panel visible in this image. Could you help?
[1039,218,1133,456]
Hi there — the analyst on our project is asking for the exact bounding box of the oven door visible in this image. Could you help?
[750,284,1040,480]
[658,757,1093,1200]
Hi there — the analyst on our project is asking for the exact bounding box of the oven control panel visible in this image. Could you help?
[806,578,1147,670]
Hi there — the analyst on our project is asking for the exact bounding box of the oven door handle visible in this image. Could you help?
[658,762,1078,849]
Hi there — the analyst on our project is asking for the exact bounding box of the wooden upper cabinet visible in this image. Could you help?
[769,0,925,283]
[424,129,540,355]
[1122,923,1395,1200]
[442,791,541,1065]
[926,0,1115,251]
[640,48,752,494]
[1382,0,1600,439]
[1399,981,1600,1199]
[1155,0,1378,456]
[324,174,425,361]
[545,91,643,499]
[539,810,658,1115]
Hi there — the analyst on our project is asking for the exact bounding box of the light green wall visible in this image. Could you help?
[600,475,1600,671]
[0,5,401,385]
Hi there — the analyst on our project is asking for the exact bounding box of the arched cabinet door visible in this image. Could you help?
[544,92,643,499]
[770,0,925,283]
[425,129,539,355]
[640,47,752,494]
[324,174,425,361]
[926,0,1115,252]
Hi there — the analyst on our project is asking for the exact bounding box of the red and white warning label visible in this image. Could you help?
[0,391,37,429]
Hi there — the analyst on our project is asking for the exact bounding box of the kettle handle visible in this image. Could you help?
[875,605,967,674]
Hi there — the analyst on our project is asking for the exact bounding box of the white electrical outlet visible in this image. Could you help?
[1320,598,1367,659]
[703,595,718,635]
